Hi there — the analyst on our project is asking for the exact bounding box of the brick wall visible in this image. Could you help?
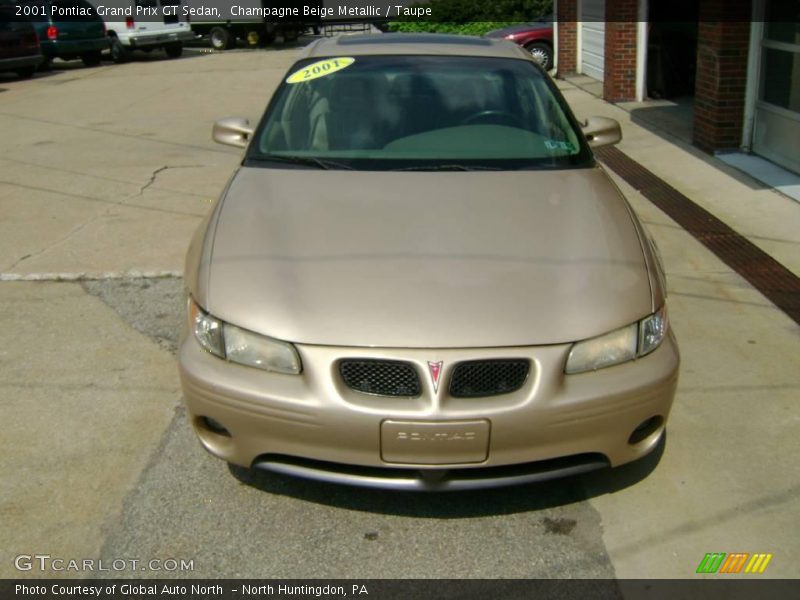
[603,0,639,102]
[557,0,578,76]
[693,0,752,152]
[559,0,752,153]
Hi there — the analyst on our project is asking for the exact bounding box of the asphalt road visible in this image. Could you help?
[83,275,617,578]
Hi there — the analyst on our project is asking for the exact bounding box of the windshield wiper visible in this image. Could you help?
[392,164,503,172]
[248,155,355,170]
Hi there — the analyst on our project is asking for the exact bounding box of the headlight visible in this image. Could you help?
[190,299,224,358]
[639,306,668,356]
[224,324,302,374]
[565,323,638,374]
[565,307,669,374]
[189,299,302,374]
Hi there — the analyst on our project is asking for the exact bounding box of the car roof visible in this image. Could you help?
[298,33,532,61]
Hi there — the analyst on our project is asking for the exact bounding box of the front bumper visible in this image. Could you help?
[123,29,194,48]
[179,331,679,490]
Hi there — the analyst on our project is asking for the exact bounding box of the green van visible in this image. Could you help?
[19,0,109,68]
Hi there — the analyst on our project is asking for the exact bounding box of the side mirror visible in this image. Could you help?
[581,116,622,148]
[212,117,253,148]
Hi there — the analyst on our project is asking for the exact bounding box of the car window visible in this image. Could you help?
[248,55,592,171]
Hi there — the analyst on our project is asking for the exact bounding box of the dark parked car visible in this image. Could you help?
[0,0,43,78]
[19,0,109,68]
[485,16,554,70]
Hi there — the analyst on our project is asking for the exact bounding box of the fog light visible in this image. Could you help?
[628,416,663,445]
[201,416,231,437]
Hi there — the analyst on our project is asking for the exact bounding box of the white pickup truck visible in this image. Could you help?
[88,0,194,62]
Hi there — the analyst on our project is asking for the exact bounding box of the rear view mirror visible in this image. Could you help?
[581,116,622,148]
[213,117,253,148]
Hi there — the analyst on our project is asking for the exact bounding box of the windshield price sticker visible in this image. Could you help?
[286,58,356,84]
[545,140,577,152]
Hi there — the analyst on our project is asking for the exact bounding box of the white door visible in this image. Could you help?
[580,0,606,81]
[752,0,800,174]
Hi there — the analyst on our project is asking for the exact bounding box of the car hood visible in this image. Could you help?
[485,22,552,38]
[203,166,652,348]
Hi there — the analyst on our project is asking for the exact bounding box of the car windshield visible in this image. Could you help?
[246,55,593,171]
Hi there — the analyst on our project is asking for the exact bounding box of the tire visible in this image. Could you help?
[525,42,552,70]
[16,66,36,79]
[164,42,183,58]
[282,28,299,43]
[110,37,129,63]
[38,57,52,71]
[260,30,276,46]
[81,50,102,67]
[209,26,234,51]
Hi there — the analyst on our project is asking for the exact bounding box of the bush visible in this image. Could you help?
[393,0,552,23]
[387,22,525,36]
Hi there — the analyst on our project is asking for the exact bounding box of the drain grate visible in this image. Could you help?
[596,146,800,327]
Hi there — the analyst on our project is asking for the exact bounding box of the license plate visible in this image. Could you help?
[381,420,490,465]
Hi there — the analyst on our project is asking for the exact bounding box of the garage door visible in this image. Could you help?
[580,0,606,81]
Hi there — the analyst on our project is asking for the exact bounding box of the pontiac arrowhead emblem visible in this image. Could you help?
[428,361,443,392]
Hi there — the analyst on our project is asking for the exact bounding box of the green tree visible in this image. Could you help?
[398,0,552,23]
[389,0,553,35]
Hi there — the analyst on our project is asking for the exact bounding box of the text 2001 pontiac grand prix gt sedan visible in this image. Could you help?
[179,34,679,491]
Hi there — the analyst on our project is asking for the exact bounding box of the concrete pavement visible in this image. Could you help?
[0,45,798,581]
[554,78,800,578]
[0,50,277,279]
[0,49,292,578]
[0,281,179,570]
[558,80,800,278]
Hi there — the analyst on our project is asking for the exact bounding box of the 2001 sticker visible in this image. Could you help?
[286,57,356,84]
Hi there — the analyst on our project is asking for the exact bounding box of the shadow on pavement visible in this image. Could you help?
[228,433,666,518]
[99,51,206,64]
[619,98,769,193]
[0,68,60,83]
[185,35,315,53]
[629,97,694,145]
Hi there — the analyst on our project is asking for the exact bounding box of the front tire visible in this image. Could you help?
[525,42,552,70]
[209,26,234,51]
[110,37,129,63]
[81,50,102,67]
[164,42,183,58]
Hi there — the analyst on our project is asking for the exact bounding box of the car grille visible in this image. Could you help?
[449,359,530,397]
[339,360,421,397]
